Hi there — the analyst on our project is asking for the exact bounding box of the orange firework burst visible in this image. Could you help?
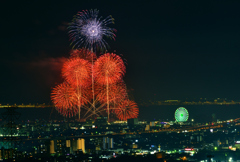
[93,53,126,85]
[70,48,97,62]
[115,100,139,121]
[51,48,138,121]
[93,53,126,120]
[62,57,91,87]
[96,81,127,105]
[51,82,78,117]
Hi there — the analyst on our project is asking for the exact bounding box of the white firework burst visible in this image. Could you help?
[68,9,116,52]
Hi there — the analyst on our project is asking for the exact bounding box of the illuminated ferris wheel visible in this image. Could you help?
[175,107,189,122]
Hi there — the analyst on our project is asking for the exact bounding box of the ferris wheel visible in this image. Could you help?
[175,107,189,122]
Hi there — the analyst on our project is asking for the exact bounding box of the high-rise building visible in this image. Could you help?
[103,137,107,150]
[66,140,72,154]
[72,139,78,152]
[81,139,85,153]
[103,137,114,150]
[66,140,71,147]
[108,138,114,149]
[77,138,81,150]
[49,140,55,154]
[77,138,85,153]
[56,140,63,154]
[39,144,47,154]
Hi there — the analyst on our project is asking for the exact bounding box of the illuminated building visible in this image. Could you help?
[103,137,114,150]
[0,149,15,160]
[235,141,240,149]
[103,137,107,149]
[78,138,85,153]
[150,121,155,127]
[39,144,46,154]
[49,140,55,154]
[108,138,113,149]
[132,143,138,148]
[71,138,85,153]
[66,140,71,147]
[145,125,150,131]
[72,139,78,152]
[56,140,63,154]
[66,140,72,154]
[77,138,81,150]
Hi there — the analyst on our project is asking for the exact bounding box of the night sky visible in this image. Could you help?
[2,1,240,104]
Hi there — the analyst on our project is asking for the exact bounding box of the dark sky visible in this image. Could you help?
[2,0,240,104]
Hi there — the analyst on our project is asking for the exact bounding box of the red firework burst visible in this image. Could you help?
[62,57,91,87]
[70,48,97,62]
[115,100,139,121]
[51,82,78,117]
[93,53,126,85]
[96,81,127,105]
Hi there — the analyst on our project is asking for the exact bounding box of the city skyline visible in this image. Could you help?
[2,1,240,161]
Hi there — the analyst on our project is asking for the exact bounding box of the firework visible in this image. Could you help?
[96,81,127,106]
[62,57,91,87]
[70,48,97,62]
[115,100,139,121]
[93,53,125,121]
[51,82,78,117]
[93,53,125,85]
[68,9,116,51]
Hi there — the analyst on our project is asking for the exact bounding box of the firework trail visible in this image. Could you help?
[68,49,98,117]
[68,9,116,52]
[81,81,127,119]
[68,9,116,120]
[62,57,92,119]
[51,9,138,121]
[115,100,139,121]
[62,57,91,87]
[94,53,126,121]
[94,53,125,85]
[96,81,127,110]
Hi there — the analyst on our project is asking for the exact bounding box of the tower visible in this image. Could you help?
[1,107,21,159]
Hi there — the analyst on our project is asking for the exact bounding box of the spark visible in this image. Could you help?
[51,82,78,117]
[68,9,116,52]
[115,100,139,121]
[93,53,126,85]
[62,57,92,87]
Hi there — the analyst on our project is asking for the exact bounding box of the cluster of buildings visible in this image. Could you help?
[1,116,240,161]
